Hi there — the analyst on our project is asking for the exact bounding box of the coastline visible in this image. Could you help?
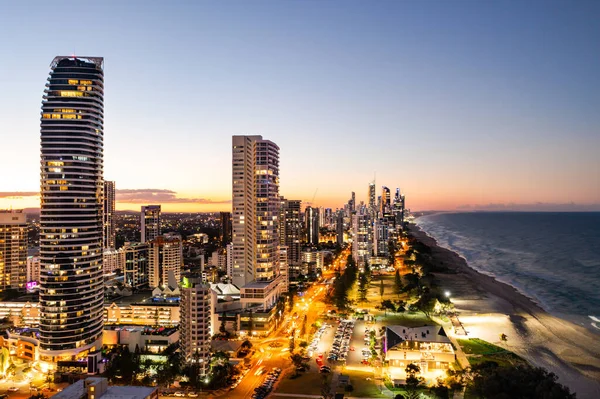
[408,223,600,398]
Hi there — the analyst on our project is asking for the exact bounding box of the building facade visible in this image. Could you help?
[148,233,182,289]
[121,242,149,289]
[279,198,301,266]
[103,180,116,249]
[304,206,319,245]
[219,211,232,246]
[39,56,105,361]
[179,274,212,375]
[0,210,28,291]
[232,136,283,309]
[140,205,161,243]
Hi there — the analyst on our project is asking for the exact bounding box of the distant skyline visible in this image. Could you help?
[1,1,599,212]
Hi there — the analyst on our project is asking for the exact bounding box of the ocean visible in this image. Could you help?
[415,212,600,333]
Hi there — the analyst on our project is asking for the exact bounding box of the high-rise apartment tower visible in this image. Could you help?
[232,136,283,309]
[39,56,105,360]
[141,205,161,243]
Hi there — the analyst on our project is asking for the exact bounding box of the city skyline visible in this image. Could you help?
[1,1,599,212]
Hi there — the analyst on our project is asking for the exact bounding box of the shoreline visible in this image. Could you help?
[408,223,600,398]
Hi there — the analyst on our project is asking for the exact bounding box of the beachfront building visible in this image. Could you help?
[384,325,455,384]
[39,56,105,362]
[232,135,284,309]
[103,180,116,249]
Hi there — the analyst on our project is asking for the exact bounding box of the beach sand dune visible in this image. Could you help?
[410,225,600,398]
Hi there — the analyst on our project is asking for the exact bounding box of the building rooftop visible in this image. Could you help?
[385,325,451,350]
[52,378,155,399]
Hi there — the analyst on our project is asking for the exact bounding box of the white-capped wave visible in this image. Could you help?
[589,316,600,323]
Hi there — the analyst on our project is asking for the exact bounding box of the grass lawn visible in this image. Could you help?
[275,370,329,395]
[457,338,527,368]
[342,370,387,398]
[375,311,436,327]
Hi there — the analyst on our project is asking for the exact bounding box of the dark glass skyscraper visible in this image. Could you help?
[39,56,104,361]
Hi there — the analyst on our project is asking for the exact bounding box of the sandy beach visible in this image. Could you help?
[409,224,600,399]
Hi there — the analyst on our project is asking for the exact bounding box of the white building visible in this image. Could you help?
[103,248,123,275]
[232,136,284,310]
[26,256,40,284]
[352,211,372,269]
[149,233,182,289]
[180,274,212,375]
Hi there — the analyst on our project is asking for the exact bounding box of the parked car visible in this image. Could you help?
[7,388,19,392]
[174,392,185,397]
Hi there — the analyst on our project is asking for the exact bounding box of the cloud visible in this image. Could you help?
[0,191,39,199]
[116,189,231,204]
[456,202,600,212]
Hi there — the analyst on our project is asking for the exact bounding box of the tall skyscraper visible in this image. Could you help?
[381,186,391,214]
[219,211,232,246]
[103,180,116,249]
[232,135,282,309]
[39,56,105,360]
[0,210,27,291]
[141,205,161,243]
[336,210,344,247]
[279,197,301,266]
[352,209,372,269]
[305,206,320,245]
[368,183,376,212]
[179,273,212,375]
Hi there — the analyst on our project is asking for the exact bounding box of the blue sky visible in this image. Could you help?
[0,0,598,211]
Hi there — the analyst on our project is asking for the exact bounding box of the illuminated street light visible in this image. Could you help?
[445,291,451,298]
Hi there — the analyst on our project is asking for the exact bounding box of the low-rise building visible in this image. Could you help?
[103,326,179,353]
[51,377,158,399]
[384,325,455,384]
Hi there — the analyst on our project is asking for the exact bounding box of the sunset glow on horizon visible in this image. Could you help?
[0,1,598,213]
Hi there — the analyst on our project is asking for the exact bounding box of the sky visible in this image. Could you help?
[0,0,599,212]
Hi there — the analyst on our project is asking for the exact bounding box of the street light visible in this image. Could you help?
[444,291,451,298]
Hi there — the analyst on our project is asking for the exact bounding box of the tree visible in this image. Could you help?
[241,339,253,350]
[470,362,576,399]
[394,269,403,298]
[379,279,384,300]
[358,273,368,303]
[300,315,308,337]
[290,353,309,376]
[429,378,450,399]
[219,317,227,335]
[404,363,425,399]
[289,330,296,353]
[414,291,437,318]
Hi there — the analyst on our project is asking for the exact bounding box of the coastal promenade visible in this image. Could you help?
[409,224,600,399]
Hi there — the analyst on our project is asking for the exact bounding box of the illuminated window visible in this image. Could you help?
[59,91,83,97]
[68,79,79,85]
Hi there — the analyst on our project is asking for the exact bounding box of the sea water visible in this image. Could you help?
[416,212,600,333]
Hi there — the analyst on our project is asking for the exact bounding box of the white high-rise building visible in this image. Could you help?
[352,210,372,270]
[0,210,28,291]
[179,273,212,375]
[148,233,182,289]
[141,205,161,243]
[232,136,283,310]
[39,56,105,361]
